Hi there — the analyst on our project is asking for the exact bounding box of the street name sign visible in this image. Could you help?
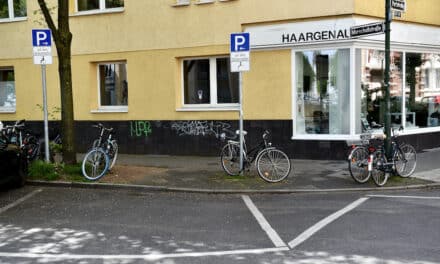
[230,33,250,72]
[391,0,406,12]
[350,22,385,38]
[32,29,52,65]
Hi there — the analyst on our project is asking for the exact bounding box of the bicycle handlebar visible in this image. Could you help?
[92,123,114,132]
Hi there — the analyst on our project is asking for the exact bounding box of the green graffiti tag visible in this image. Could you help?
[130,121,152,137]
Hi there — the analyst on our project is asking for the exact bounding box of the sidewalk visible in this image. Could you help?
[30,150,440,193]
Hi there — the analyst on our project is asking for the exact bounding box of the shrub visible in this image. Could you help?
[28,160,59,181]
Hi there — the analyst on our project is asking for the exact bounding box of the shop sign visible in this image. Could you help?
[282,29,350,44]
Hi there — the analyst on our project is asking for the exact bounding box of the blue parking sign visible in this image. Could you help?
[230,33,250,52]
[32,29,52,47]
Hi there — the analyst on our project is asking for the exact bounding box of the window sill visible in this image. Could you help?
[71,8,124,17]
[0,108,16,113]
[177,105,239,112]
[195,0,215,5]
[291,134,355,141]
[172,2,190,7]
[91,107,128,113]
[0,17,26,24]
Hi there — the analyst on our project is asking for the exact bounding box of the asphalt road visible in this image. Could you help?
[0,186,439,264]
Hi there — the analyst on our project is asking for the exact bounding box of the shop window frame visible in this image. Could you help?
[291,44,356,141]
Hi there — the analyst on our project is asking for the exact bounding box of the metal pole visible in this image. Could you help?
[239,71,244,174]
[384,0,392,158]
[41,58,50,162]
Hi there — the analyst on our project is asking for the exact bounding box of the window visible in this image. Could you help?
[0,0,26,20]
[405,53,440,128]
[98,62,128,109]
[359,49,403,130]
[0,67,16,111]
[295,49,350,135]
[358,50,440,130]
[183,57,239,107]
[77,0,123,12]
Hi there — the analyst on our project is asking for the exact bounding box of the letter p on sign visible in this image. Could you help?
[230,33,250,52]
[32,29,52,47]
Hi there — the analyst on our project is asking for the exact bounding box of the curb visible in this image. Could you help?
[27,180,440,194]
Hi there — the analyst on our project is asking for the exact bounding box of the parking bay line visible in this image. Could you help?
[0,247,290,261]
[242,195,287,248]
[0,189,43,215]
[288,197,369,249]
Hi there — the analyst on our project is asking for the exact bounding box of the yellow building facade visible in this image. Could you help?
[1,0,439,158]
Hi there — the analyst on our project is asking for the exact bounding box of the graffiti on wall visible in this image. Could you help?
[171,121,234,138]
[130,121,152,137]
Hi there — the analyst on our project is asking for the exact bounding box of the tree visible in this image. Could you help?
[37,0,76,164]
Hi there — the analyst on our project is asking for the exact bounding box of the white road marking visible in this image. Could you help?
[0,247,290,260]
[241,195,287,248]
[367,194,440,200]
[0,189,43,215]
[288,197,369,249]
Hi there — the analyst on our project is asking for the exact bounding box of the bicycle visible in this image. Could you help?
[369,129,417,186]
[1,120,41,162]
[81,123,118,181]
[348,128,417,186]
[220,130,291,183]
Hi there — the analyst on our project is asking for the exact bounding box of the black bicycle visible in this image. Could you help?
[220,130,291,183]
[349,127,417,187]
[369,129,417,186]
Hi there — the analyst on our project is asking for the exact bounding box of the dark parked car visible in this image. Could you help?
[0,145,28,188]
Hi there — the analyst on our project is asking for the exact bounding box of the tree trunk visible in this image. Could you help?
[38,0,76,164]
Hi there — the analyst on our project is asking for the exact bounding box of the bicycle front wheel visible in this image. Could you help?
[348,146,370,184]
[108,140,118,170]
[82,148,109,181]
[220,143,242,176]
[256,148,291,183]
[371,150,388,187]
[394,143,417,178]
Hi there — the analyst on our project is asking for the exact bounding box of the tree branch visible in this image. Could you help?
[37,0,59,42]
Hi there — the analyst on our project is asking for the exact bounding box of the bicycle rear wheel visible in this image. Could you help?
[394,143,417,178]
[348,146,370,183]
[371,150,388,187]
[220,143,242,176]
[108,140,118,170]
[82,148,109,181]
[256,148,291,183]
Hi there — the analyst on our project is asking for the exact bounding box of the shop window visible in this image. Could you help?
[183,57,239,106]
[77,0,123,12]
[360,49,403,130]
[0,0,26,21]
[405,53,440,128]
[98,62,128,109]
[0,67,16,112]
[295,49,350,135]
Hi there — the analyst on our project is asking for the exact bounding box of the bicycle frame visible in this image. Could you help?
[227,130,272,165]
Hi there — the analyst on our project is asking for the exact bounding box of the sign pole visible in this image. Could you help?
[384,0,392,158]
[41,58,50,162]
[239,71,244,174]
[32,29,53,163]
[230,32,250,175]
